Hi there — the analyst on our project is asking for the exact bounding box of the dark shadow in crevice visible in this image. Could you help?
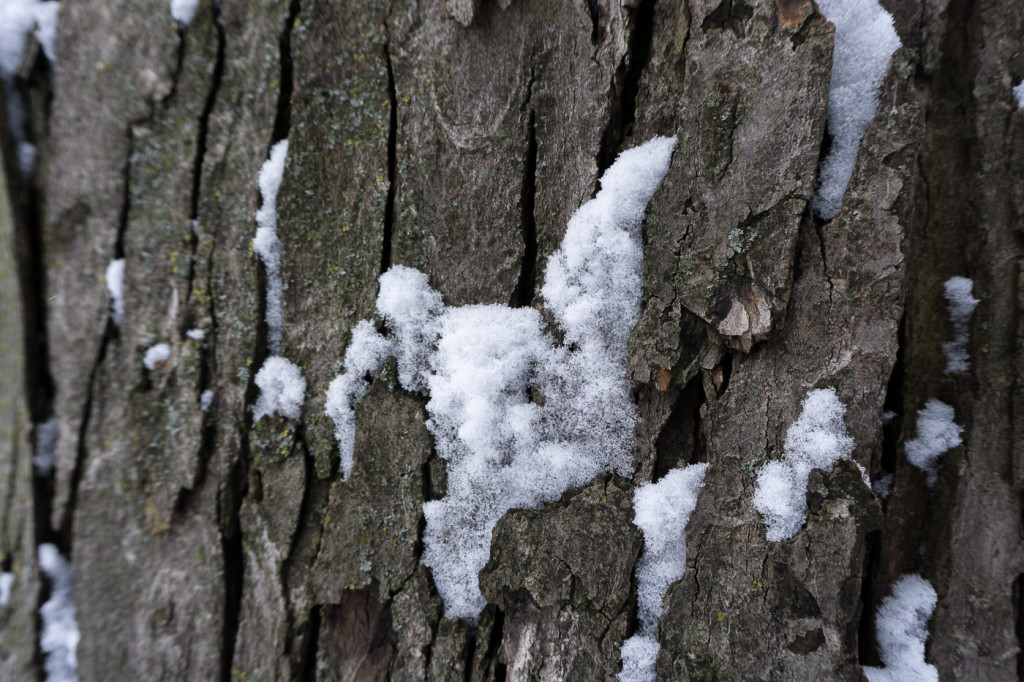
[297,605,321,682]
[510,73,537,309]
[595,0,655,178]
[653,375,706,481]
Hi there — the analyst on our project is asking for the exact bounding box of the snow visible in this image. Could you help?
[0,1,59,179]
[940,276,978,374]
[32,0,58,61]
[1014,80,1024,109]
[324,320,392,480]
[326,136,677,622]
[18,141,36,177]
[143,343,171,371]
[753,388,858,542]
[186,328,205,341]
[38,543,78,682]
[619,463,708,682]
[863,574,938,682]
[169,0,199,26]
[105,259,125,327]
[34,416,58,476]
[904,399,961,488]
[873,472,894,500]
[200,389,214,412]
[618,635,661,682]
[0,1,57,77]
[0,571,13,606]
[811,0,901,219]
[253,139,289,355]
[252,356,306,423]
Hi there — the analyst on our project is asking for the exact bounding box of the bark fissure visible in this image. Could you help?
[219,4,302,676]
[595,0,656,178]
[510,71,537,309]
[56,335,108,552]
[185,10,226,304]
[381,38,398,275]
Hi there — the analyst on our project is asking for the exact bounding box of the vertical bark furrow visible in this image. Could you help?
[186,14,226,301]
[382,40,397,275]
[595,0,656,177]
[510,73,537,308]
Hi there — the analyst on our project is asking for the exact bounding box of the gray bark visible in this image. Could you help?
[0,0,1021,680]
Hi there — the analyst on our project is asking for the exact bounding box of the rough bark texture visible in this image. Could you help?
[0,0,1021,680]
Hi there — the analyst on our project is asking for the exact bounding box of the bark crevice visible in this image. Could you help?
[381,37,398,275]
[510,71,537,309]
[595,0,656,179]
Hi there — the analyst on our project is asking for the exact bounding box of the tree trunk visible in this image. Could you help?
[0,0,1021,680]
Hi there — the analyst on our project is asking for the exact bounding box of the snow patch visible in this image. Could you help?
[1014,80,1024,109]
[863,574,938,682]
[200,389,214,412]
[38,543,78,682]
[904,399,961,488]
[143,343,172,371]
[753,388,858,542]
[324,320,393,481]
[619,463,708,682]
[873,472,893,500]
[326,136,677,622]
[186,328,205,341]
[1,1,59,179]
[811,0,901,219]
[253,139,289,356]
[169,0,199,26]
[253,356,306,423]
[32,0,58,61]
[0,571,13,606]
[940,276,978,374]
[34,416,57,476]
[105,259,125,327]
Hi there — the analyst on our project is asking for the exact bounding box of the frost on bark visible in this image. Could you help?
[0,0,1021,680]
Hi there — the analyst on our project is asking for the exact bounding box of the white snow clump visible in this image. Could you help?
[0,571,13,606]
[863,573,938,682]
[811,0,901,219]
[324,320,393,480]
[254,139,289,356]
[904,399,962,488]
[0,1,58,76]
[618,463,708,682]
[940,276,978,374]
[0,0,60,178]
[143,343,172,371]
[325,136,677,622]
[249,140,308,424]
[170,0,199,26]
[34,416,58,476]
[1014,80,1024,109]
[105,258,125,327]
[200,389,214,412]
[753,388,857,542]
[252,356,306,423]
[186,328,205,341]
[38,543,79,682]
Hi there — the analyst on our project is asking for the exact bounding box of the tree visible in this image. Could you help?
[1,0,1021,679]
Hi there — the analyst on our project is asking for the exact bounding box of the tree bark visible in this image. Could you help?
[0,0,1021,680]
